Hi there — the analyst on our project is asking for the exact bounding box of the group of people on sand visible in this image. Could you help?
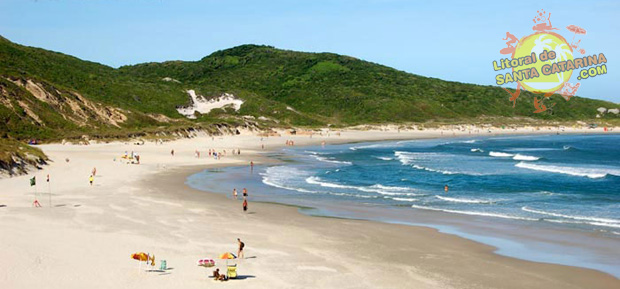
[171,148,241,160]
[212,238,245,281]
[121,151,141,164]
[207,148,241,160]
[232,188,249,212]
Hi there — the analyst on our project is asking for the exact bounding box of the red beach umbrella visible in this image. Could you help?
[566,25,587,46]
[566,25,587,35]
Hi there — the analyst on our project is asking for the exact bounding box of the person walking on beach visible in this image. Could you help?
[237,238,245,259]
[171,149,175,156]
[89,175,94,186]
[444,185,449,193]
[233,189,238,200]
[242,197,248,212]
[92,167,97,177]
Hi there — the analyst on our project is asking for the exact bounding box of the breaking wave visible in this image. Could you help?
[436,195,495,204]
[489,151,514,157]
[310,154,352,165]
[412,165,459,175]
[411,205,537,221]
[305,177,420,196]
[376,156,393,161]
[512,154,540,161]
[515,162,619,179]
[522,207,620,228]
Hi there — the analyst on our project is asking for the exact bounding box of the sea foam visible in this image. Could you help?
[522,207,620,228]
[411,205,537,221]
[436,195,495,204]
[305,177,420,196]
[515,162,619,179]
[512,154,540,161]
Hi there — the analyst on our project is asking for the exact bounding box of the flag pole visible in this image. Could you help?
[34,177,38,206]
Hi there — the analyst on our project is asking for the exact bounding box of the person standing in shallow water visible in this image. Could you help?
[233,188,238,200]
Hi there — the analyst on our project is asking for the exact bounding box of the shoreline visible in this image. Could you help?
[185,137,620,278]
[1,128,618,288]
[163,164,619,288]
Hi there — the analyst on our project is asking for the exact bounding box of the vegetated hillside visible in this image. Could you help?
[120,44,618,124]
[0,36,249,142]
[1,35,617,144]
[0,138,47,177]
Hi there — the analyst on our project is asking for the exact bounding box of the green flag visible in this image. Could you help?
[30,176,36,186]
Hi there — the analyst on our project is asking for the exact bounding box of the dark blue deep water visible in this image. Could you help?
[254,134,620,234]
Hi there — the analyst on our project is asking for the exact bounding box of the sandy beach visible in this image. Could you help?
[1,127,619,289]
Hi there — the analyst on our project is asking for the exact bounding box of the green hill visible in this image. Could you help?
[0,36,617,144]
[120,44,618,124]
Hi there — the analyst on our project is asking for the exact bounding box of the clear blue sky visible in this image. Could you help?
[1,0,618,102]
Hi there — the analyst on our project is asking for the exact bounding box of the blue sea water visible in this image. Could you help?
[187,134,620,275]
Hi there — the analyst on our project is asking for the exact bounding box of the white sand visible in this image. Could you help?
[177,90,243,118]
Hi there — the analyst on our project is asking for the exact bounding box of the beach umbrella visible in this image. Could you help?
[566,24,586,36]
[131,252,149,261]
[566,25,586,45]
[218,252,237,267]
[219,252,236,259]
[131,252,155,270]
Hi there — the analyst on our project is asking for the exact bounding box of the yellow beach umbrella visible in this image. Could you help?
[219,252,236,259]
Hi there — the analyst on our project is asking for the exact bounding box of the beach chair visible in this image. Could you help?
[227,264,237,279]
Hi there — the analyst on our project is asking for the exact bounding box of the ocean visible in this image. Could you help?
[187,134,620,276]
